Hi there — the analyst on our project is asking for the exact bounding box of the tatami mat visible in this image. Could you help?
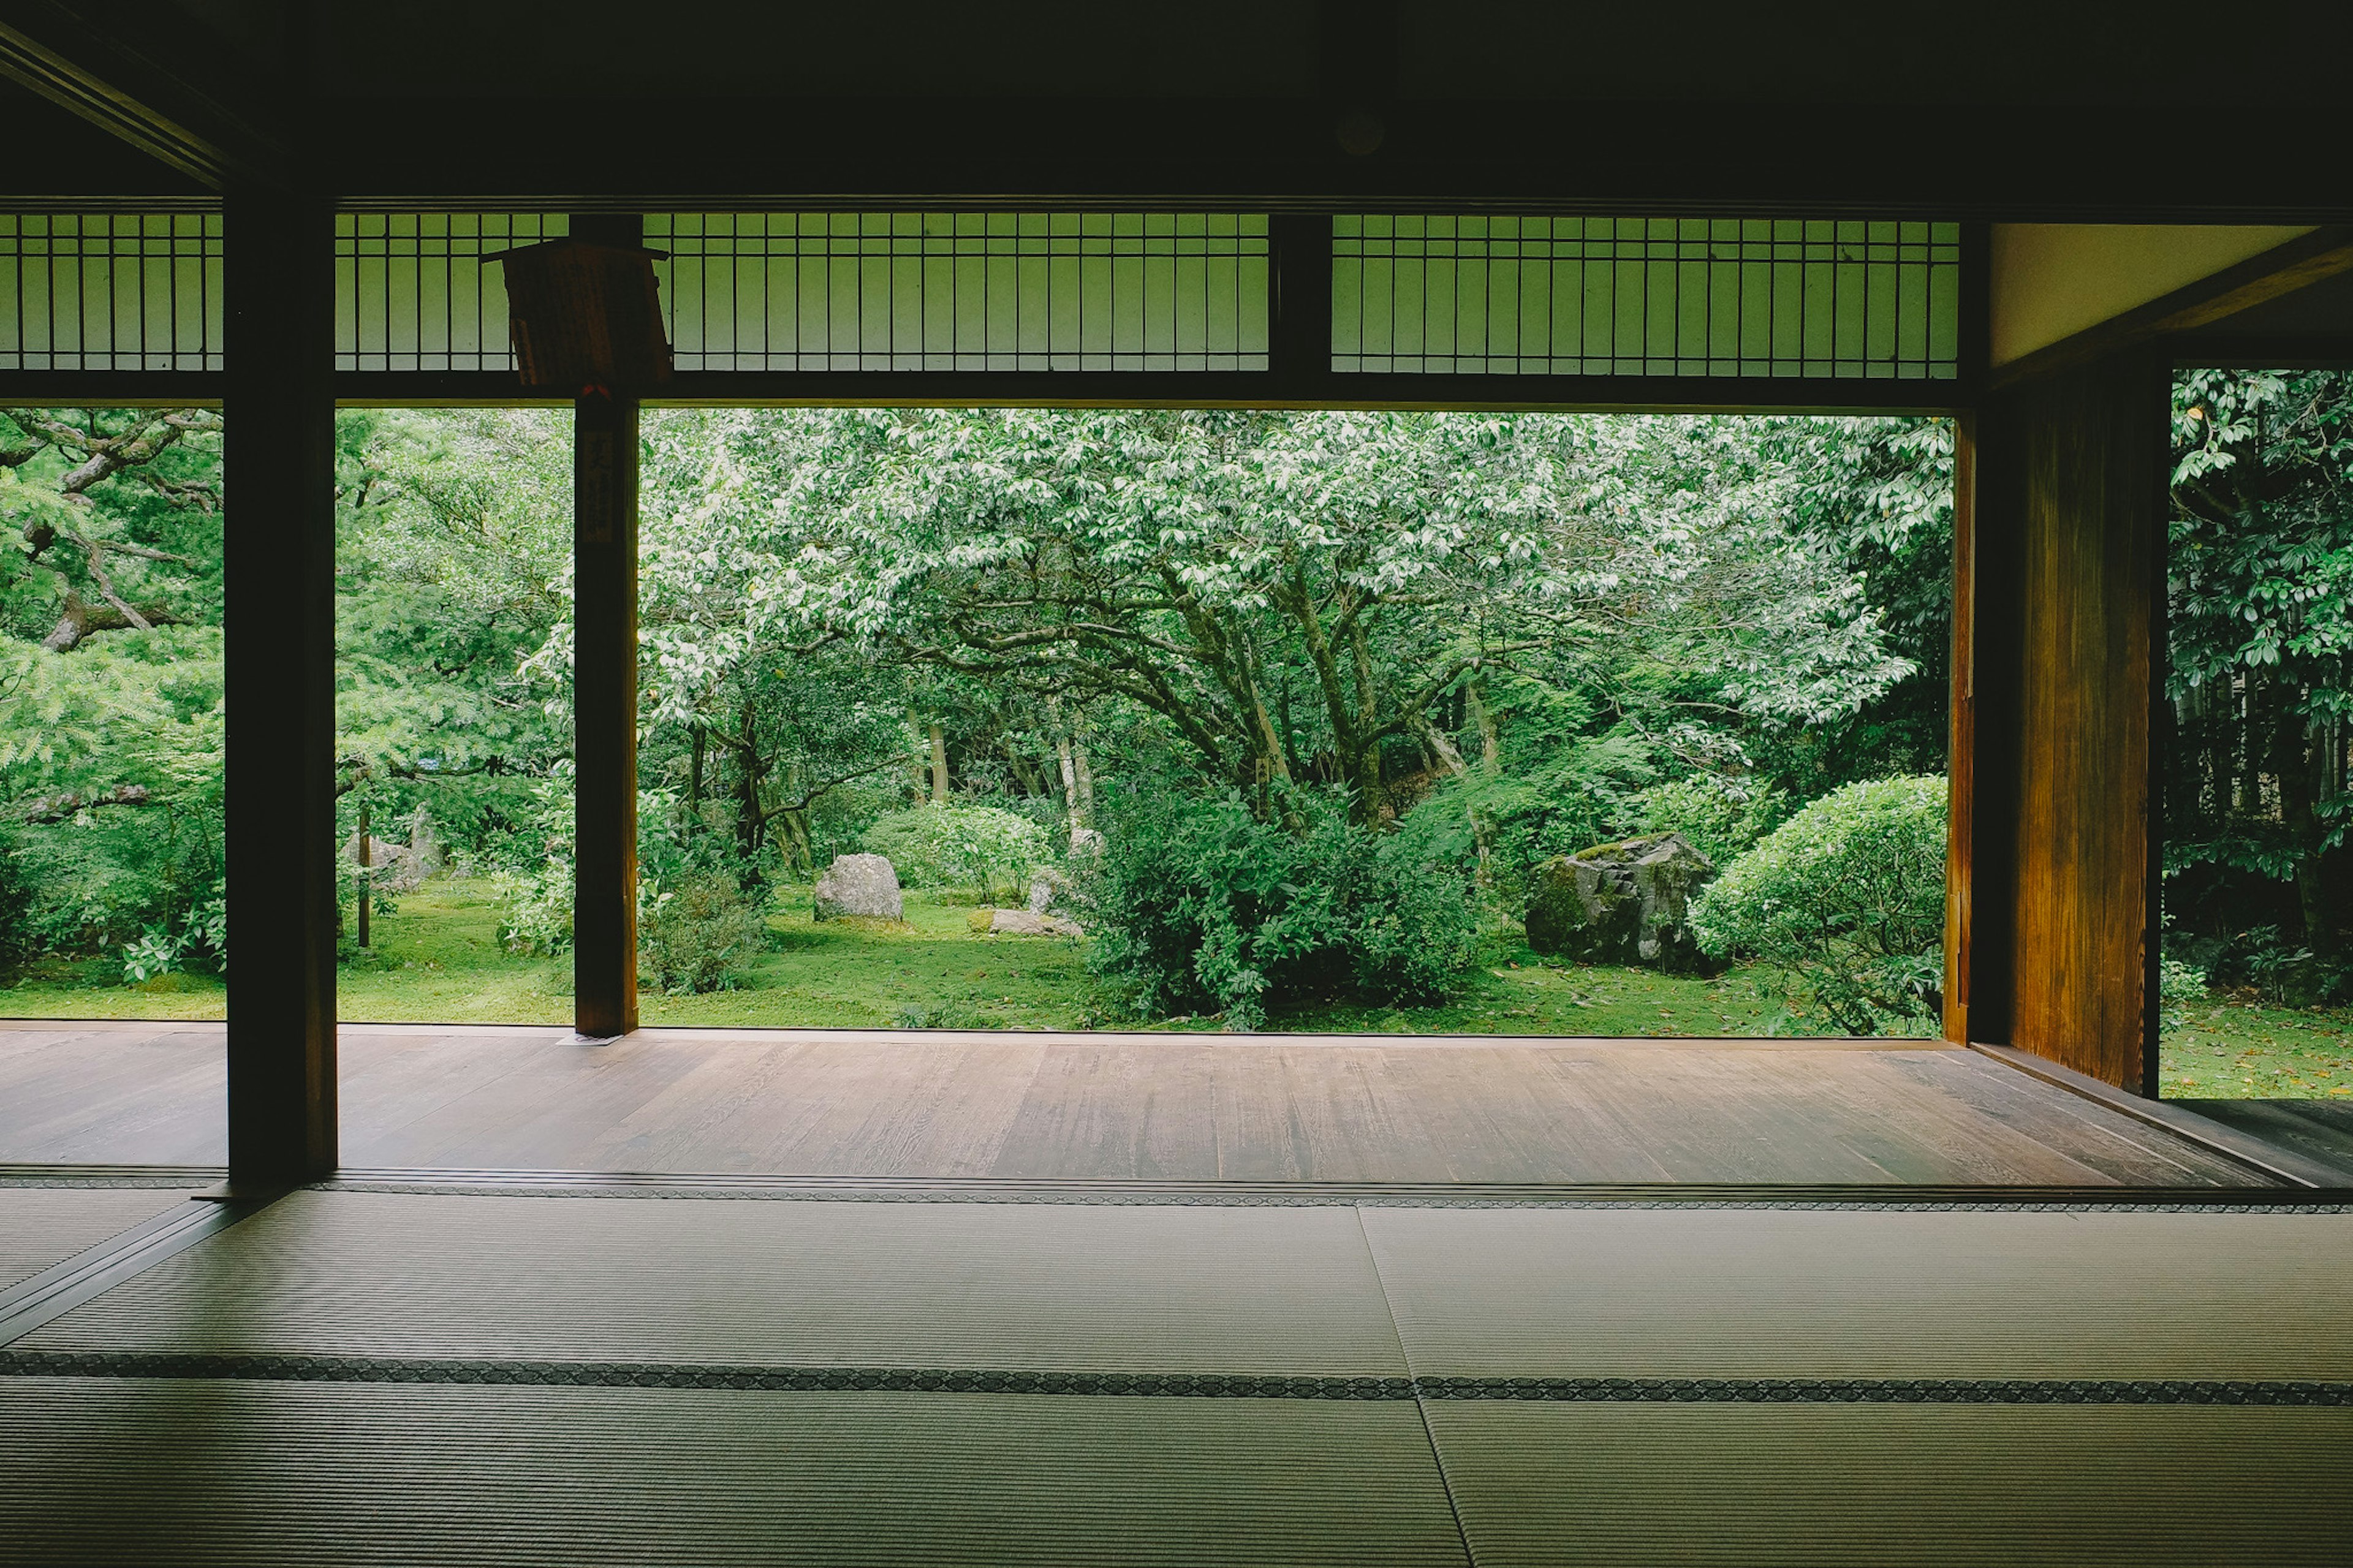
[1361,1206,2353,1381]
[22,1189,1411,1373]
[0,1186,199,1292]
[0,1379,1468,1567]
[1422,1401,2353,1566]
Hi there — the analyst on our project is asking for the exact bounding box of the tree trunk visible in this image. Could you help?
[929,722,949,805]
[688,725,705,822]
[2279,710,2338,960]
[734,704,765,858]
[1467,681,1500,775]
[42,589,183,653]
[355,800,371,950]
[1057,733,1083,831]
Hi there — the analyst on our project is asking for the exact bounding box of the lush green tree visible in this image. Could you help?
[748,409,1912,829]
[2167,369,2353,980]
[335,407,573,867]
[0,409,225,972]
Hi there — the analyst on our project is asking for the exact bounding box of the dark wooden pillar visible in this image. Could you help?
[572,392,639,1037]
[1955,350,2169,1091]
[1268,213,1333,395]
[568,210,645,1039]
[223,192,338,1181]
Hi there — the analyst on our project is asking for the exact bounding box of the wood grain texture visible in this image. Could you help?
[1965,352,2167,1090]
[0,1022,2266,1187]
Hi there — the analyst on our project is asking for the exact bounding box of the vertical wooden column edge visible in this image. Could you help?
[2140,350,2172,1097]
[223,192,338,1183]
[1944,412,1978,1044]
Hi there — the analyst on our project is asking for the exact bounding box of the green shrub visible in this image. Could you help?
[2158,955,2208,1033]
[1632,776,1790,868]
[860,803,1050,898]
[1688,775,1947,1034]
[1083,784,1492,1029]
[640,870,770,994]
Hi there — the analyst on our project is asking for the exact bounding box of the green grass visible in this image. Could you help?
[2160,995,2353,1100]
[12,880,2349,1101]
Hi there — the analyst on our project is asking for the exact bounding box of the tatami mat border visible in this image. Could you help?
[6,1353,2349,1406]
[311,1178,2353,1211]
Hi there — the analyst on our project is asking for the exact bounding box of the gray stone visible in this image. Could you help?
[406,809,446,873]
[813,852,904,922]
[1523,832,1717,974]
[988,908,1083,937]
[1067,826,1106,860]
[343,833,425,894]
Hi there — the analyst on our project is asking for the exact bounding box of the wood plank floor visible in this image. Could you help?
[0,1020,2281,1186]
[2179,1097,2353,1183]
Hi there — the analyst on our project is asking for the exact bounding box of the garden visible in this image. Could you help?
[3,387,2351,1099]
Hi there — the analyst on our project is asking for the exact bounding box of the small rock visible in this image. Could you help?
[1067,826,1106,860]
[814,852,904,922]
[988,908,1082,937]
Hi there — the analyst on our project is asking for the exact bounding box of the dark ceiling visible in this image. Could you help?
[4,1,2349,219]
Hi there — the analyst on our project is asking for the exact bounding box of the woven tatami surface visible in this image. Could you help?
[26,1191,2353,1384]
[1425,1402,2353,1567]
[6,1187,2352,1564]
[19,1189,1410,1372]
[1362,1205,2353,1381]
[0,1185,199,1292]
[0,1380,1468,1567]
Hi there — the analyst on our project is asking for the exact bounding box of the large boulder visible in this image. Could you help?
[813,852,904,922]
[1524,832,1717,974]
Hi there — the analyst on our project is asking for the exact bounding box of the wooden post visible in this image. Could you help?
[223,192,338,1184]
[572,385,640,1039]
[1268,213,1333,396]
[1960,350,2169,1091]
[566,211,645,1042]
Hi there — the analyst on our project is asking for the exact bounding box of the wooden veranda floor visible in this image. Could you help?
[2,1019,2343,1188]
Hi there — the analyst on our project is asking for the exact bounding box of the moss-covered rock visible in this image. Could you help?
[1523,832,1718,974]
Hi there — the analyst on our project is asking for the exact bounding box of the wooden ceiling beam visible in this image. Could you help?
[0,0,288,189]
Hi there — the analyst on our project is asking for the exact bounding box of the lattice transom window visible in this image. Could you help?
[335,213,569,373]
[1332,216,1962,379]
[650,213,1270,373]
[0,213,223,373]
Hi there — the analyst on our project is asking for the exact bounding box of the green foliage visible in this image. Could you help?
[1689,775,1947,1034]
[1082,783,1492,1029]
[2163,369,2353,966]
[0,629,225,963]
[861,803,1050,897]
[335,408,574,878]
[640,870,771,994]
[491,767,577,956]
[2159,957,2210,1007]
[2158,955,2210,1034]
[2,403,1962,1050]
[1630,776,1791,869]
